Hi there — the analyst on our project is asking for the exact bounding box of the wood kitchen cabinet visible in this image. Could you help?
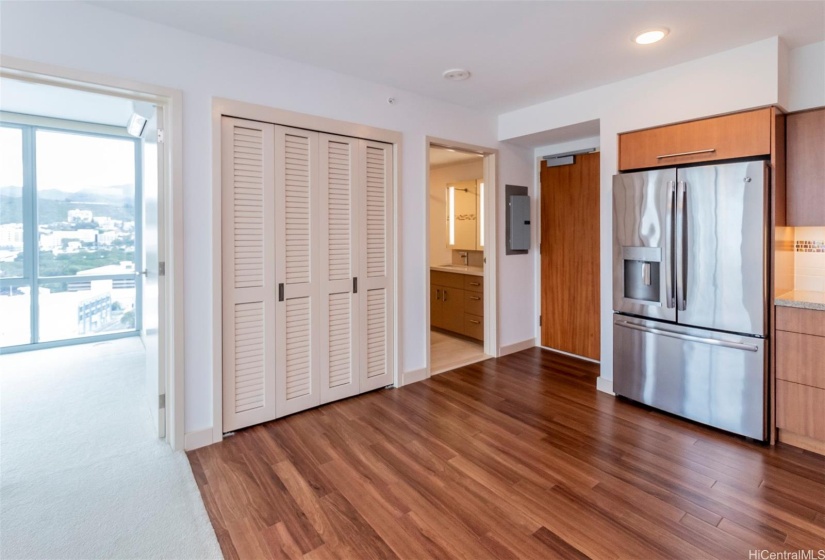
[618,107,772,171]
[430,270,484,341]
[775,306,825,455]
[786,108,825,226]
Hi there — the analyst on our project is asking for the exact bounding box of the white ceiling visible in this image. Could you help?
[93,1,824,113]
[0,78,135,126]
[430,146,484,168]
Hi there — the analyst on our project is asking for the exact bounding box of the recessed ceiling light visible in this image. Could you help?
[634,28,669,45]
[443,68,471,81]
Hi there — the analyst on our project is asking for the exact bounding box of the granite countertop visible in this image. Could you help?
[430,264,484,277]
[775,290,825,312]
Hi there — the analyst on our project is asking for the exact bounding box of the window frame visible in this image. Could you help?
[0,114,143,352]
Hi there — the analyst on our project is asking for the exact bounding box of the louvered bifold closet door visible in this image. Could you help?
[275,126,322,417]
[319,135,361,404]
[221,118,277,431]
[358,140,394,391]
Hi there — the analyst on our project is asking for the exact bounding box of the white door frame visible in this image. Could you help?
[210,98,402,444]
[425,137,499,376]
[0,56,185,450]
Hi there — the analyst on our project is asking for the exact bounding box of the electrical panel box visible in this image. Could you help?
[506,185,530,255]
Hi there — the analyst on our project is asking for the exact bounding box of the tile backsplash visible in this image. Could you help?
[451,250,484,267]
[794,227,825,292]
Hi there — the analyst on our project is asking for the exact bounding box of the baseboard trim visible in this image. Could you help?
[401,367,428,386]
[184,428,214,451]
[498,338,535,357]
[596,376,615,396]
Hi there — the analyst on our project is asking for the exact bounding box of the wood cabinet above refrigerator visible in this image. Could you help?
[786,107,825,226]
[618,107,772,171]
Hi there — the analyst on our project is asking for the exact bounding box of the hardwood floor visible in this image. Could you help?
[189,348,825,559]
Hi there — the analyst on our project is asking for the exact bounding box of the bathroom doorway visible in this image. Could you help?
[426,141,496,375]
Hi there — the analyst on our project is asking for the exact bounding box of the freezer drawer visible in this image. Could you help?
[613,316,767,440]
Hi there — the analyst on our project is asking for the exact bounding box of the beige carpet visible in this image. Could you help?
[0,338,221,559]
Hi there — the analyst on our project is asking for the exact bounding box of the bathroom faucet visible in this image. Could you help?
[459,251,468,266]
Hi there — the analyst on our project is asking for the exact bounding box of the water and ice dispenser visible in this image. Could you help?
[621,246,661,303]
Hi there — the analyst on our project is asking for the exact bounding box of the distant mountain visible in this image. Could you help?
[0,186,22,198]
[39,185,134,203]
[0,185,135,225]
[0,185,133,203]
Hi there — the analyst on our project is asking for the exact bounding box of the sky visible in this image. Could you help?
[0,127,135,191]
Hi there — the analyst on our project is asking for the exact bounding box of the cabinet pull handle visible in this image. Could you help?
[656,148,715,160]
[469,282,480,286]
[469,319,480,324]
[436,289,441,301]
[353,277,358,294]
[278,283,284,302]
[443,290,448,302]
[469,296,481,300]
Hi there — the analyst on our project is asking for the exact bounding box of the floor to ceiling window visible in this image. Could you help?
[0,119,142,350]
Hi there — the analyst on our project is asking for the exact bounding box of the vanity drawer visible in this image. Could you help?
[464,314,484,341]
[464,291,483,316]
[431,270,464,289]
[464,275,483,293]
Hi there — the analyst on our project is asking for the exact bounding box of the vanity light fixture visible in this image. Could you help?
[479,182,484,248]
[634,28,669,45]
[448,186,456,245]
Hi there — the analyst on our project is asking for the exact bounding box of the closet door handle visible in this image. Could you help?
[278,283,284,302]
[353,277,358,294]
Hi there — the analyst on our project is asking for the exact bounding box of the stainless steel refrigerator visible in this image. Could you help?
[612,160,769,440]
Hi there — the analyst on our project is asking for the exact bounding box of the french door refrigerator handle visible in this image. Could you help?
[675,181,687,311]
[665,181,675,308]
[615,320,759,352]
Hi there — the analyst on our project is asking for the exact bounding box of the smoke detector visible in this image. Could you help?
[442,69,471,81]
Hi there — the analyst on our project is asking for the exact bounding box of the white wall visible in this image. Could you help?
[429,160,484,266]
[0,1,534,434]
[500,37,784,390]
[787,41,825,112]
[534,136,600,159]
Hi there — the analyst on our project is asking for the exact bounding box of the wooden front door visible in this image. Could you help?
[540,151,600,360]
